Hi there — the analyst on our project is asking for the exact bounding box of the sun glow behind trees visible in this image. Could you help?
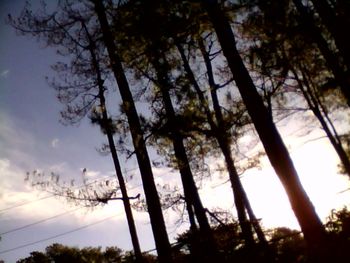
[1,0,350,262]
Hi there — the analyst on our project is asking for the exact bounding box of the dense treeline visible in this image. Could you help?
[14,208,350,263]
[15,243,157,263]
[8,0,350,262]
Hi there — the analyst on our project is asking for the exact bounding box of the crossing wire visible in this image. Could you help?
[0,172,185,256]
[0,207,82,236]
[0,166,140,213]
[0,213,121,254]
[0,167,160,235]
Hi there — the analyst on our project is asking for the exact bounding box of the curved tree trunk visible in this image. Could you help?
[292,0,350,107]
[93,1,173,262]
[150,52,220,262]
[85,24,144,263]
[310,0,350,72]
[177,40,268,248]
[291,65,350,179]
[198,38,255,248]
[102,104,144,263]
[139,0,219,260]
[203,0,328,260]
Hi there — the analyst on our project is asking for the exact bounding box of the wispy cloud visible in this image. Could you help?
[51,138,59,148]
[0,69,10,78]
[48,162,68,173]
[81,168,101,178]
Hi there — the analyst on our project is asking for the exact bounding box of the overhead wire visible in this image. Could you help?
[0,162,169,236]
[0,166,177,254]
[0,157,176,255]
[1,154,166,214]
[0,176,142,236]
[0,166,139,213]
[0,207,82,236]
[0,195,54,213]
[0,213,121,255]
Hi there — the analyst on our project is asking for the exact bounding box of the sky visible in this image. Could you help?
[1,1,350,262]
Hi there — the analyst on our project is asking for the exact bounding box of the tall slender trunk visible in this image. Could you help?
[198,39,255,247]
[310,0,350,71]
[139,0,219,260]
[291,65,350,178]
[176,40,268,247]
[185,202,202,262]
[150,52,220,262]
[84,23,144,263]
[92,1,173,262]
[101,99,144,263]
[203,0,327,259]
[292,0,350,107]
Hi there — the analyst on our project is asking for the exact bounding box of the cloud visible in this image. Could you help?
[51,138,59,148]
[48,162,68,173]
[81,168,101,178]
[0,69,10,78]
[0,158,80,221]
[0,113,38,172]
[0,113,32,148]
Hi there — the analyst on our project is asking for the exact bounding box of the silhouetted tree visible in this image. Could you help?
[92,1,173,262]
[202,0,328,260]
[16,243,157,263]
[241,0,350,179]
[9,1,168,262]
[111,1,221,261]
[325,207,350,262]
[292,0,350,107]
[310,0,350,73]
[269,227,305,263]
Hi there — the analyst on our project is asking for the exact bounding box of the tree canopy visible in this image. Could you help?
[7,0,350,262]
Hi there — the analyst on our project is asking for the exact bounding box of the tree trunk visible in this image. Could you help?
[179,38,274,260]
[292,0,350,107]
[310,0,350,72]
[86,26,144,263]
[150,52,220,262]
[198,41,256,247]
[93,1,173,262]
[203,0,328,259]
[103,109,144,263]
[178,39,269,246]
[139,0,219,260]
[292,65,350,178]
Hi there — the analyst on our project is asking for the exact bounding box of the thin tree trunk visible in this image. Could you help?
[138,0,219,260]
[150,52,220,262]
[197,38,255,247]
[102,102,144,263]
[84,23,144,263]
[310,0,350,71]
[186,203,202,263]
[291,65,350,178]
[93,1,173,262]
[177,39,269,245]
[178,39,273,260]
[292,0,350,107]
[203,0,328,259]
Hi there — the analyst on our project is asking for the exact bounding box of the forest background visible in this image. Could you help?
[1,0,350,262]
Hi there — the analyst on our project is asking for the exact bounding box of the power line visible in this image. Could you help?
[0,195,53,213]
[0,172,147,235]
[0,207,82,236]
[0,213,121,255]
[1,155,165,213]
[0,169,182,256]
[0,183,142,235]
[0,160,169,236]
[0,166,139,213]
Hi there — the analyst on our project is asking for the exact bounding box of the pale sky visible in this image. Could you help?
[1,1,350,262]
